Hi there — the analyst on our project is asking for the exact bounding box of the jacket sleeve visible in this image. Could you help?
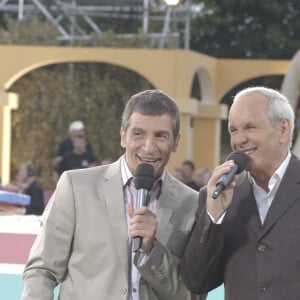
[135,240,207,300]
[21,172,76,300]
[180,189,225,294]
[133,175,207,300]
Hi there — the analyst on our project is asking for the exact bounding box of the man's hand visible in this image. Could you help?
[206,160,237,221]
[126,203,157,252]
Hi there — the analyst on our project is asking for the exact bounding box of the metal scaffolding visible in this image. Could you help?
[0,0,191,48]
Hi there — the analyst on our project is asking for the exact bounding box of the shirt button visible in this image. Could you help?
[258,286,268,292]
[121,288,127,294]
[257,244,266,252]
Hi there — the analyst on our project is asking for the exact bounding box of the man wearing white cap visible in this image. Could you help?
[54,120,95,166]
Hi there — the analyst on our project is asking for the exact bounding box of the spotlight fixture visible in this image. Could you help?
[164,0,181,6]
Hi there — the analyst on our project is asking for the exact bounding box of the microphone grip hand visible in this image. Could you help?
[206,161,237,220]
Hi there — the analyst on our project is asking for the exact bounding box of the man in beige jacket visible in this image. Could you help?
[22,90,206,300]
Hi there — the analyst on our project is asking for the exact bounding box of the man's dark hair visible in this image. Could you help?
[121,89,180,139]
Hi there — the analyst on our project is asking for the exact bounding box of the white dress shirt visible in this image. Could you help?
[208,152,292,225]
[120,155,164,300]
[250,151,291,224]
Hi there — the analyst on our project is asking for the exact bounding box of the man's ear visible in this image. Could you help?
[279,119,291,144]
[172,133,180,152]
[120,127,126,148]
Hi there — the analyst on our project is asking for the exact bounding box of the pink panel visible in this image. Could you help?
[0,233,37,264]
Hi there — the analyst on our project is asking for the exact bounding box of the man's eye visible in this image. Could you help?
[229,128,236,134]
[133,132,142,137]
[157,134,168,141]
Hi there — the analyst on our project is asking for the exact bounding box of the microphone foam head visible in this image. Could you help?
[225,151,249,174]
[134,163,154,190]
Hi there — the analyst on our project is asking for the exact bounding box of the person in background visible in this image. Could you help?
[181,159,200,191]
[195,167,212,190]
[172,167,185,183]
[54,120,95,166]
[22,89,206,300]
[2,161,44,215]
[181,87,300,300]
[54,135,98,177]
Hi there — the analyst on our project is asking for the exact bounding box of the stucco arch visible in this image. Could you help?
[5,60,157,92]
[0,45,290,184]
[218,74,285,104]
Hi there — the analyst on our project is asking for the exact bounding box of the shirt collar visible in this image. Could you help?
[120,155,165,188]
[248,151,291,191]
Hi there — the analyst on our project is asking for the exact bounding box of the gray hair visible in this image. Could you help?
[233,86,295,148]
[121,90,180,139]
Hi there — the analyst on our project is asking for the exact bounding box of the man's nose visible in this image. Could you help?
[231,132,248,148]
[143,136,156,152]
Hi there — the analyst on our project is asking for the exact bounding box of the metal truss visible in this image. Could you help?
[0,0,191,48]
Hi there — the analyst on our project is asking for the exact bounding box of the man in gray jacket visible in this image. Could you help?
[22,89,206,300]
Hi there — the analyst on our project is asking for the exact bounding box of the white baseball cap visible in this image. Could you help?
[69,120,85,131]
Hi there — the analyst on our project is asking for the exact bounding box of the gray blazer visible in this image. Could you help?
[22,158,206,300]
[181,154,300,300]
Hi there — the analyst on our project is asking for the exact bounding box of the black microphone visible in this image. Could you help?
[132,163,154,252]
[212,151,249,199]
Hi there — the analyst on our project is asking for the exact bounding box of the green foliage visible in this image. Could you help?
[0,16,59,45]
[190,0,300,58]
[9,63,153,189]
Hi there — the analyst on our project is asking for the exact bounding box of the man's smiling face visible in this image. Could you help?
[120,112,179,180]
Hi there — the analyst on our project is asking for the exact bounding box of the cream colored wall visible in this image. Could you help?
[0,45,290,184]
[215,59,289,100]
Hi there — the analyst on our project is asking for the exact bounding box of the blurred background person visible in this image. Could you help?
[1,161,44,215]
[54,120,95,166]
[54,135,98,180]
[172,167,185,183]
[181,159,200,191]
[195,167,212,190]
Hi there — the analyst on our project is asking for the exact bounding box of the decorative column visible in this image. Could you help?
[0,91,19,185]
[193,102,228,169]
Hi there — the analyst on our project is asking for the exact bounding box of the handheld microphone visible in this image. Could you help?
[132,163,154,252]
[212,151,249,199]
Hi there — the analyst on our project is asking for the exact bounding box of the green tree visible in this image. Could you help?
[191,0,300,58]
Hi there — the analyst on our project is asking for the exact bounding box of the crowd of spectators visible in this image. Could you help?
[0,119,211,216]
[173,160,212,191]
[0,120,106,216]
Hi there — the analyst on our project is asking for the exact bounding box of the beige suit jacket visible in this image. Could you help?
[22,159,205,300]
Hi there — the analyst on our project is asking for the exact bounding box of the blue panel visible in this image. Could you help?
[0,273,223,299]
[207,285,224,300]
[0,274,59,300]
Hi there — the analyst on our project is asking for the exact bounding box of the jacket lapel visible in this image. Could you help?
[233,172,262,237]
[101,160,128,280]
[155,173,176,243]
[260,155,300,237]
